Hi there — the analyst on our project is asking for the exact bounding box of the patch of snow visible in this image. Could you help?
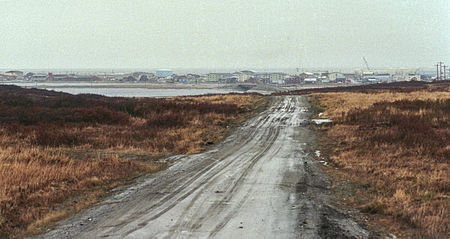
[315,150,321,158]
[312,119,332,124]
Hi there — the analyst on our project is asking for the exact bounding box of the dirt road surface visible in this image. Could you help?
[36,96,369,239]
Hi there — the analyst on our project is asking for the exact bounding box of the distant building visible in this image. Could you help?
[318,76,328,83]
[285,76,302,84]
[416,70,435,76]
[415,71,436,81]
[363,73,391,82]
[139,75,153,81]
[335,75,346,83]
[122,76,137,81]
[344,73,358,82]
[155,69,173,78]
[299,72,314,79]
[5,70,24,77]
[405,74,420,81]
[0,74,15,80]
[174,75,188,83]
[24,72,34,79]
[392,74,404,82]
[206,73,231,82]
[269,72,286,84]
[363,71,374,76]
[254,72,270,83]
[236,70,255,82]
[30,74,48,81]
[304,78,317,84]
[48,73,75,81]
[374,74,391,82]
[219,76,238,84]
[328,72,344,82]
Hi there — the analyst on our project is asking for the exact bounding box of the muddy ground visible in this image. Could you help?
[34,96,377,239]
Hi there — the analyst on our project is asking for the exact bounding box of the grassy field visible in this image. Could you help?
[0,85,267,237]
[310,87,449,238]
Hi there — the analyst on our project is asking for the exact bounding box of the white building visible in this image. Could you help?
[269,73,286,84]
[304,78,317,84]
[236,70,255,82]
[30,74,48,81]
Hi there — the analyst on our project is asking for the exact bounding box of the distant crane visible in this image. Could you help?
[362,57,371,71]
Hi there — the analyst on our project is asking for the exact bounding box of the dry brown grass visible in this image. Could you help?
[0,87,266,238]
[0,142,162,238]
[311,89,450,238]
[314,90,450,119]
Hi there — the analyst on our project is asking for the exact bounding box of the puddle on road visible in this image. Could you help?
[312,119,332,124]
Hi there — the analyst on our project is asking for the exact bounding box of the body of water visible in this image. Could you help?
[1,82,240,97]
[45,87,238,97]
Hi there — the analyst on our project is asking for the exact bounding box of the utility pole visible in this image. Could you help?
[444,65,447,80]
[440,62,444,81]
[436,63,440,81]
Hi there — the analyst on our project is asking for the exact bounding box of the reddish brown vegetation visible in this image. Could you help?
[312,90,449,238]
[0,86,251,151]
[342,99,449,161]
[0,85,266,237]
[277,80,450,96]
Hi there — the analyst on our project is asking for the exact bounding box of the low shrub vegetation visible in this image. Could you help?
[311,88,449,238]
[0,85,266,237]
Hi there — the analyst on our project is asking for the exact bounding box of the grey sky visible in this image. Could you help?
[1,0,449,70]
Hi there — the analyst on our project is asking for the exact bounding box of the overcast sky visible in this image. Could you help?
[0,0,449,70]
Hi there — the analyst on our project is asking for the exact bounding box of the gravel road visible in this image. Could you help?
[36,96,369,239]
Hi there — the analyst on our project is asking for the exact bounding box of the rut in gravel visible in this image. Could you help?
[35,96,369,239]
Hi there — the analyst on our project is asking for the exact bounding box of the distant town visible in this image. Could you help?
[0,66,448,86]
